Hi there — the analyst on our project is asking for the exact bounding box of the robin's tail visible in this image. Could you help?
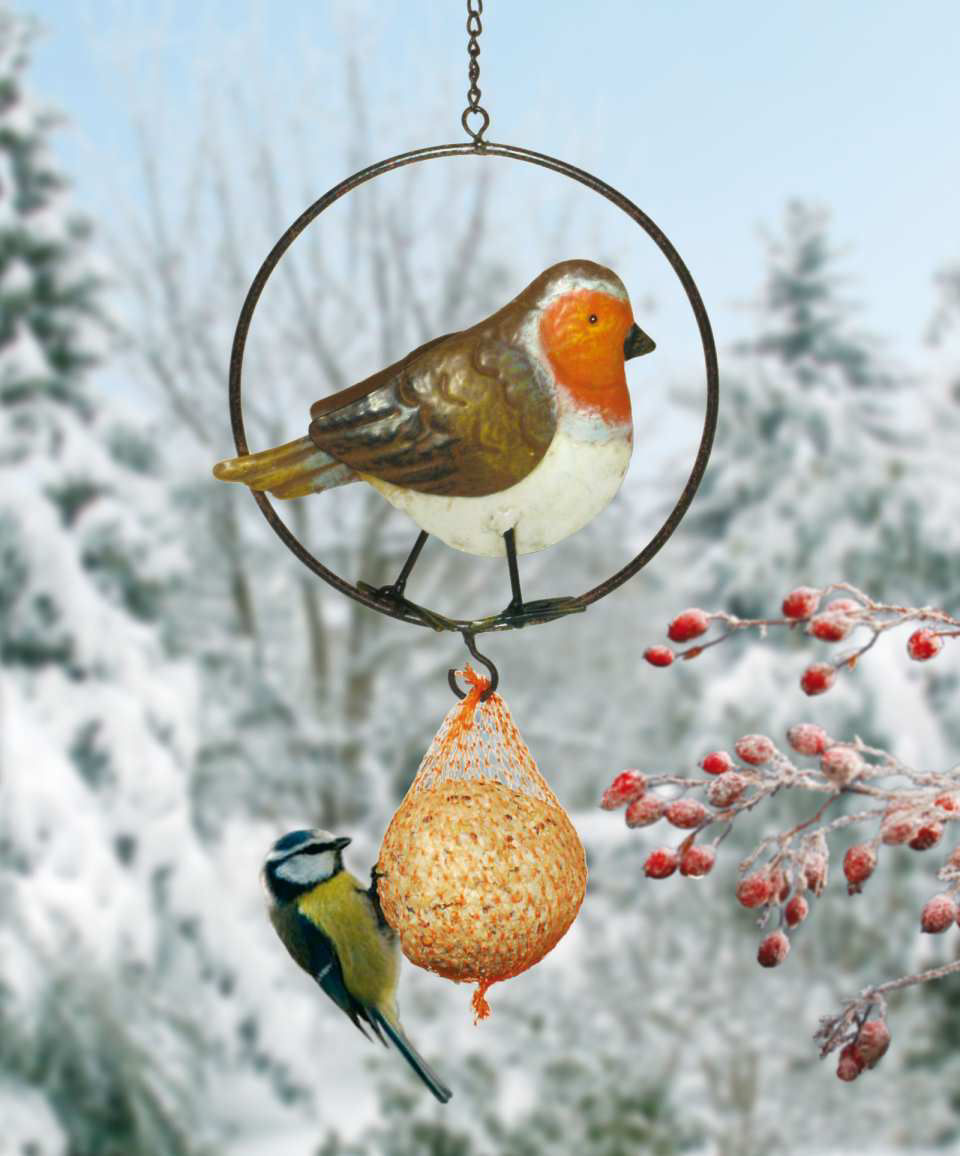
[367,1006,452,1104]
[212,436,358,499]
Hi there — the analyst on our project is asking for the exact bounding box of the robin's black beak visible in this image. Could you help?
[332,836,352,851]
[624,323,656,360]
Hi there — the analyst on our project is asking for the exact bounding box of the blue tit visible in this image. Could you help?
[262,828,452,1103]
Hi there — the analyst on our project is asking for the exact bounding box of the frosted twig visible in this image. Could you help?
[644,583,960,696]
[602,721,960,1082]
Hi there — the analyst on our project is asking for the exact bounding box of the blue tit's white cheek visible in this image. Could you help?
[275,849,337,885]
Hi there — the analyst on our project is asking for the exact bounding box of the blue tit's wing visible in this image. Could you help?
[270,902,381,1042]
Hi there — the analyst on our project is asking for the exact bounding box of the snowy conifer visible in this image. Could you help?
[0,11,303,1152]
[678,201,923,614]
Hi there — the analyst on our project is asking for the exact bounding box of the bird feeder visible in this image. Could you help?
[221,2,718,1017]
[377,667,586,1020]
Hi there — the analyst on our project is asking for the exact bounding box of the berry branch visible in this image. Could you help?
[816,956,960,1080]
[601,725,960,1081]
[642,583,960,695]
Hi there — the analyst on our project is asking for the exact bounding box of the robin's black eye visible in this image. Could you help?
[588,314,598,325]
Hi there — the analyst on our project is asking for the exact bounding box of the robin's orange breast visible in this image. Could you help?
[539,290,633,426]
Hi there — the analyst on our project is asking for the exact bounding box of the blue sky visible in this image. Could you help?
[21,0,960,380]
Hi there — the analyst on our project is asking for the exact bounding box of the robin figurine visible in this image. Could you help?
[214,259,654,626]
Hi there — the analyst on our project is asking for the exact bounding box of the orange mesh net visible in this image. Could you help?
[407,667,560,805]
[377,667,587,1020]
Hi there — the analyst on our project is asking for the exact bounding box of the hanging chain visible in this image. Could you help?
[461,0,490,145]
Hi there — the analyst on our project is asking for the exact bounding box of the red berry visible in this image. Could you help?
[680,844,716,878]
[736,872,773,909]
[601,770,647,810]
[809,614,853,642]
[665,798,708,830]
[855,1020,891,1068]
[625,795,664,829]
[836,1044,865,1082]
[735,734,775,767]
[782,587,821,620]
[644,645,675,668]
[910,821,943,851]
[843,844,877,893]
[707,772,747,808]
[921,894,958,933]
[667,608,710,643]
[784,894,809,927]
[801,663,836,696]
[820,746,863,787]
[880,813,916,845]
[907,628,943,662]
[786,723,830,756]
[757,929,790,968]
[644,848,678,879]
[700,750,734,775]
[935,793,960,813]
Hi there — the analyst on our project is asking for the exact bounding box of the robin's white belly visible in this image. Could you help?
[366,429,632,557]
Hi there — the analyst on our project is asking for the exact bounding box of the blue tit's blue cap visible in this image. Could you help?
[271,829,315,854]
[265,829,346,863]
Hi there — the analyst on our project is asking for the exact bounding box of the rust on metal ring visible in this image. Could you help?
[227,140,719,633]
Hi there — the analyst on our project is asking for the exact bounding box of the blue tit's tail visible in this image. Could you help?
[213,436,358,500]
[368,1007,452,1103]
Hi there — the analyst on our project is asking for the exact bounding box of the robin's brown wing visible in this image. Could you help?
[307,332,557,497]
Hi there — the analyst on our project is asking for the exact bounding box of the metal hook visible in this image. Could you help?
[448,631,499,700]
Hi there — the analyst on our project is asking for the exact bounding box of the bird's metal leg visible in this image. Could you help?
[358,532,459,631]
[495,528,586,629]
[377,530,429,600]
[503,527,524,615]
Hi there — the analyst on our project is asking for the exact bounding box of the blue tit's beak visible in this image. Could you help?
[332,836,352,851]
[624,323,656,360]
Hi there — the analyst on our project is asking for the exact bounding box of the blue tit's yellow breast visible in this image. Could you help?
[297,870,399,1013]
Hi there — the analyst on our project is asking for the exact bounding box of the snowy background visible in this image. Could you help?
[2,2,960,1154]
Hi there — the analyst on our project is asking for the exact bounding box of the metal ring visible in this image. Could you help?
[227,140,719,633]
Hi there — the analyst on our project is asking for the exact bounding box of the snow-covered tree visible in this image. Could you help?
[0,11,304,1152]
[0,11,96,417]
[601,206,960,1145]
[679,201,926,614]
[925,257,960,587]
[929,262,960,352]
[659,202,950,762]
